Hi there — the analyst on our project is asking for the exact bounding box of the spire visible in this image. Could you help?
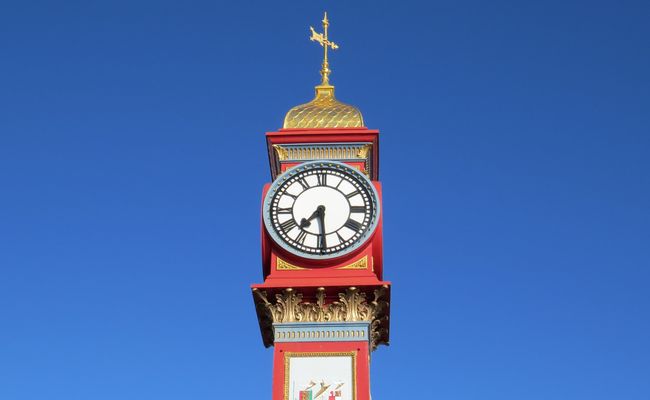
[309,12,339,87]
[283,12,364,129]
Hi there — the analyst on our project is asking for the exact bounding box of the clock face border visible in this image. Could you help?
[263,160,381,261]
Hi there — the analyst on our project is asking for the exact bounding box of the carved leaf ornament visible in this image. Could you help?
[253,286,389,350]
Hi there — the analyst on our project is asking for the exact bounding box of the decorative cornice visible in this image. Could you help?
[252,286,389,351]
[273,143,372,164]
[269,142,373,181]
[356,143,371,159]
[273,145,289,161]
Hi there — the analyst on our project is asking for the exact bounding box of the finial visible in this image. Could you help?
[309,11,339,87]
[283,13,364,129]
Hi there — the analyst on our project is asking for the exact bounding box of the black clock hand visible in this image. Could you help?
[300,205,326,228]
[317,207,326,250]
[300,209,319,228]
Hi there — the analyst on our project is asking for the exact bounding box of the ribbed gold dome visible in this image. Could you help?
[283,84,364,129]
[283,12,364,129]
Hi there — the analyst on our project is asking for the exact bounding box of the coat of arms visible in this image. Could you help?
[297,380,345,400]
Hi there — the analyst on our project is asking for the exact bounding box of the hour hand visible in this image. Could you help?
[300,210,319,228]
[300,205,325,228]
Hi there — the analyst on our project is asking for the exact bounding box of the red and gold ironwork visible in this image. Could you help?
[251,13,390,400]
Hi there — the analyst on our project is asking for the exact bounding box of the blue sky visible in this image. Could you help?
[1,0,649,399]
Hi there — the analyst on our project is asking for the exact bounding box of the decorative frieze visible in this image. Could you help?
[275,256,368,271]
[269,143,373,180]
[274,322,369,343]
[252,286,389,350]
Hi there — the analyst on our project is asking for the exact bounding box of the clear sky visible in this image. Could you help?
[1,1,649,399]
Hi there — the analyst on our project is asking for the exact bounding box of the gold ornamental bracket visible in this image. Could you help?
[252,286,390,351]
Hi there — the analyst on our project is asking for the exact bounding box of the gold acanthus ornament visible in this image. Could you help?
[252,286,390,350]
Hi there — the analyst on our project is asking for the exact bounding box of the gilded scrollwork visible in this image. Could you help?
[269,143,374,181]
[356,144,372,159]
[276,257,307,271]
[273,145,289,161]
[252,285,390,350]
[337,256,368,270]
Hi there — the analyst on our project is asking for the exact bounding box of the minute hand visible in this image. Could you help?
[317,209,326,250]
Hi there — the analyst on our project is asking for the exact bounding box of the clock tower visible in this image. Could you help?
[252,13,391,400]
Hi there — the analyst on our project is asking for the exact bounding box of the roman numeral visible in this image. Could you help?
[316,234,326,250]
[336,231,346,244]
[277,207,292,214]
[349,206,365,213]
[297,177,310,190]
[295,230,307,245]
[316,173,327,186]
[284,192,298,200]
[345,190,360,199]
[344,219,362,232]
[279,219,297,232]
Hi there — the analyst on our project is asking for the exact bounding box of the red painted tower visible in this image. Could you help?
[252,13,390,400]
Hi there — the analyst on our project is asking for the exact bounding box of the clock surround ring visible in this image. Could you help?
[263,160,380,261]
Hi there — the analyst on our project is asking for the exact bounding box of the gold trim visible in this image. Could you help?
[356,144,371,159]
[253,286,390,350]
[276,257,307,271]
[338,256,368,270]
[273,144,371,162]
[278,256,367,271]
[270,143,373,180]
[284,351,357,400]
[273,145,289,161]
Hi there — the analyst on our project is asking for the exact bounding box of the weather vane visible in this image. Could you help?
[310,12,339,86]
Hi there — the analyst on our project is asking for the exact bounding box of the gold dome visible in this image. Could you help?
[283,12,364,129]
[283,84,364,129]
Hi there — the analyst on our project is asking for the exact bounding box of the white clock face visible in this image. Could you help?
[263,161,380,260]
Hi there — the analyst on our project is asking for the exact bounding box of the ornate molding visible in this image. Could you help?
[273,143,371,163]
[274,322,368,343]
[252,286,389,351]
[269,142,374,180]
[356,143,371,159]
[276,257,307,271]
[273,145,289,161]
[337,256,368,270]
[277,256,367,271]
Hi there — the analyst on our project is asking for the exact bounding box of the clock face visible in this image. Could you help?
[263,161,380,260]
